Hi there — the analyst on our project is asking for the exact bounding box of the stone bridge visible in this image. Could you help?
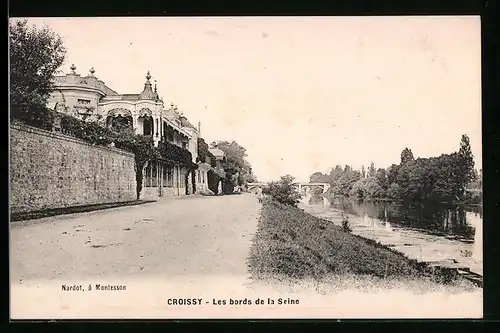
[246,182,330,194]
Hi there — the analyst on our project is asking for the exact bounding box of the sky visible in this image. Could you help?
[17,16,481,182]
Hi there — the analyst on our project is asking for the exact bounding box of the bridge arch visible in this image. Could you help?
[246,182,330,194]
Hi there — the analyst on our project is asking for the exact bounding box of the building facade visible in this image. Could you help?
[209,148,227,194]
[46,64,200,199]
[195,156,212,194]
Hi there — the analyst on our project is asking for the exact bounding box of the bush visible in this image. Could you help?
[207,170,220,194]
[263,175,302,207]
[387,182,403,200]
[349,178,385,200]
[10,105,55,131]
[341,215,352,232]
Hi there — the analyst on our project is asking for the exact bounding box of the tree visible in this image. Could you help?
[349,178,366,200]
[349,178,384,200]
[387,183,403,200]
[211,140,247,169]
[333,169,361,197]
[457,134,475,193]
[400,148,415,165]
[310,172,330,183]
[10,19,66,110]
[361,165,366,178]
[376,168,388,191]
[395,159,419,200]
[368,162,376,178]
[329,165,344,184]
[263,174,302,207]
[386,164,400,185]
[364,178,385,199]
[211,140,255,192]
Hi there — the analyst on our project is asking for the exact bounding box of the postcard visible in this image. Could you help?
[9,16,482,319]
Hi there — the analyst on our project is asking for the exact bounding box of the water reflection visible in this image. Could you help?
[325,197,480,241]
[305,194,483,273]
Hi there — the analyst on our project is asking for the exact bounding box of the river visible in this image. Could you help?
[299,194,483,276]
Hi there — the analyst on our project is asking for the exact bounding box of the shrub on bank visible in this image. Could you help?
[249,200,440,281]
[262,174,302,207]
[341,215,352,232]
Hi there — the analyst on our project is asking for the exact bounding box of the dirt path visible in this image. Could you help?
[11,194,261,282]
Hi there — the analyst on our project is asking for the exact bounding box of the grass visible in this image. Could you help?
[248,199,476,291]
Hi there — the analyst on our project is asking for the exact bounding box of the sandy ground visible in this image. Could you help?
[10,194,482,319]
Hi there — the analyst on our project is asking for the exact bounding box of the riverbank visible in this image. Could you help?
[248,199,477,293]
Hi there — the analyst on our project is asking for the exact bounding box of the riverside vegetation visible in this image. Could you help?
[248,175,476,291]
[310,141,481,206]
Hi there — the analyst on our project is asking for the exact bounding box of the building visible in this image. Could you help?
[209,148,226,169]
[209,147,227,193]
[46,64,200,199]
[196,155,212,194]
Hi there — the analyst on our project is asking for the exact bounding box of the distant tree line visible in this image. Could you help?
[310,135,480,204]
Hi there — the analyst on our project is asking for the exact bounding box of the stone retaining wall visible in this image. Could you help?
[10,123,137,214]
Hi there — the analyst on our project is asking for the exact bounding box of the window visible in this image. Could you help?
[77,99,91,105]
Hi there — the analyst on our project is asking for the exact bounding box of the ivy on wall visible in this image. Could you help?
[158,141,193,167]
[197,138,216,167]
[11,107,196,199]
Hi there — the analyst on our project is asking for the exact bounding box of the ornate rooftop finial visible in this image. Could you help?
[154,80,157,93]
[70,64,76,74]
[89,67,95,76]
[138,70,155,100]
